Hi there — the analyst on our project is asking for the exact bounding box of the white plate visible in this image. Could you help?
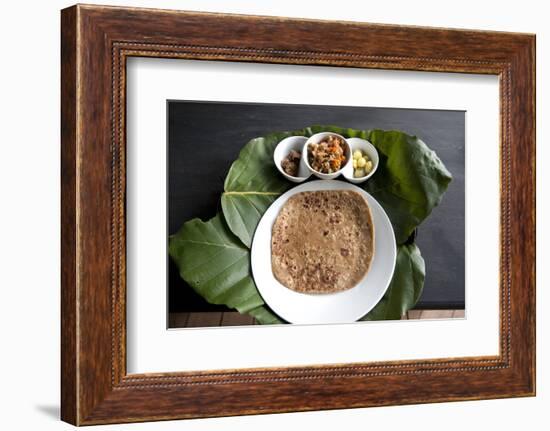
[250,180,396,324]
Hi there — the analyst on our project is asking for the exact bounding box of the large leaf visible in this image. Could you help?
[364,130,452,244]
[171,125,451,324]
[169,214,283,323]
[306,126,453,244]
[361,243,425,321]
[221,131,298,247]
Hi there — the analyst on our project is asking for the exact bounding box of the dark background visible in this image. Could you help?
[168,101,465,314]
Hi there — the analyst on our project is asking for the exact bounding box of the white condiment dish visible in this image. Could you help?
[302,132,352,180]
[273,136,311,183]
[342,137,379,184]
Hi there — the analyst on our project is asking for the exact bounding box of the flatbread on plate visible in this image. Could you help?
[271,190,375,294]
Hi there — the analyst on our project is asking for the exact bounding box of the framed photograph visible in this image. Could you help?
[61,4,535,425]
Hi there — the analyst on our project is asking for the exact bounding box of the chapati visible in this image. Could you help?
[271,190,375,293]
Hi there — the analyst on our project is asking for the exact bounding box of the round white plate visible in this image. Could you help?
[250,180,396,324]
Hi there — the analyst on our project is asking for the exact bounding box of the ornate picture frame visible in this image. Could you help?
[61,4,535,425]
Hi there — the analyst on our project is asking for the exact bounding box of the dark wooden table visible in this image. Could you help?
[168,101,465,321]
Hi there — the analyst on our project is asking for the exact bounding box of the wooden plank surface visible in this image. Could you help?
[168,312,189,328]
[186,312,224,327]
[416,310,455,319]
[407,310,424,319]
[220,312,256,326]
[169,309,464,328]
[453,309,466,318]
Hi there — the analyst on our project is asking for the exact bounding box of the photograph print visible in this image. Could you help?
[167,101,465,328]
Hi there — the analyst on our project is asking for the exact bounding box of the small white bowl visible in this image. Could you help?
[273,136,312,183]
[303,132,352,180]
[342,137,379,184]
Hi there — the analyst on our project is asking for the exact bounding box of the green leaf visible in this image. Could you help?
[361,243,425,321]
[221,192,280,249]
[365,130,452,244]
[304,126,453,244]
[168,214,283,324]
[171,125,451,324]
[221,131,298,247]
